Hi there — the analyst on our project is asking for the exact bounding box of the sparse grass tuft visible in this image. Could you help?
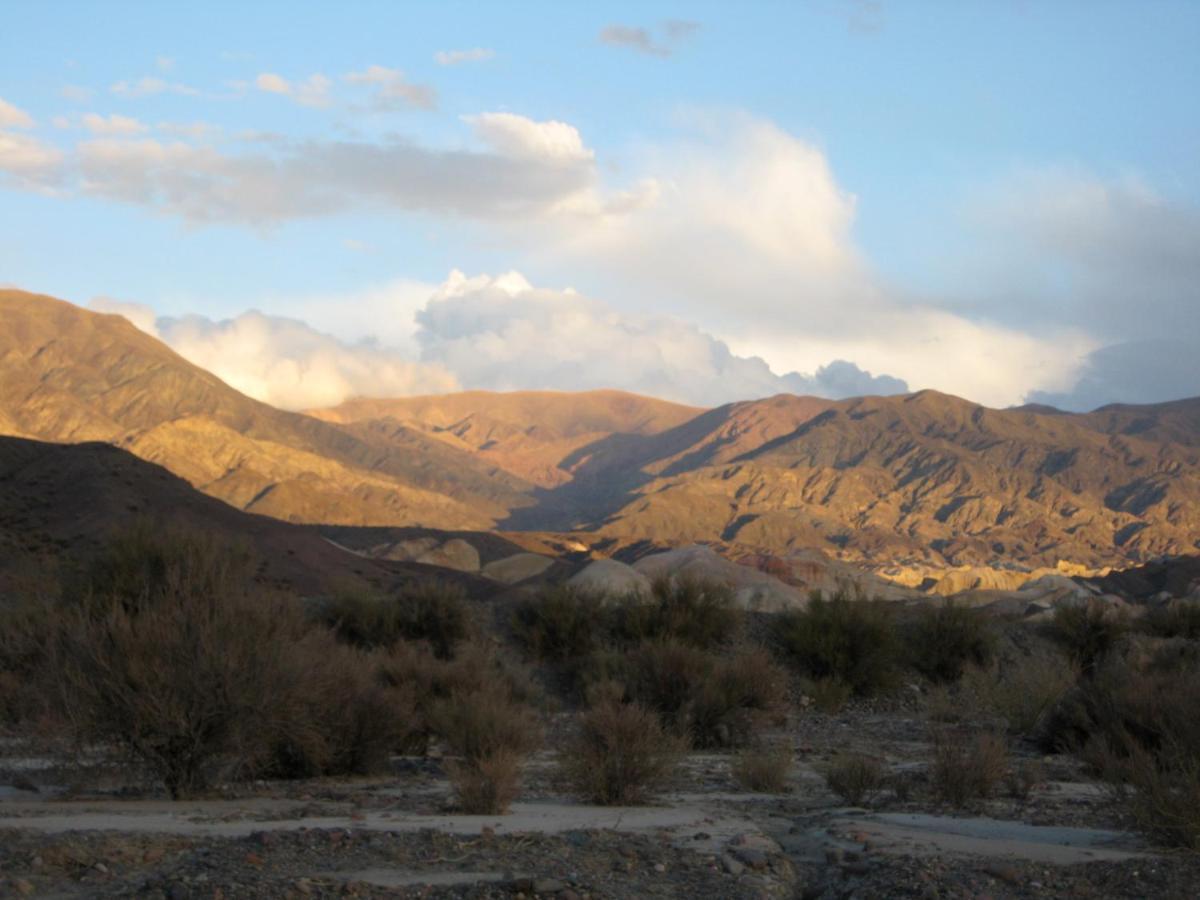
[931,729,1008,807]
[732,745,792,793]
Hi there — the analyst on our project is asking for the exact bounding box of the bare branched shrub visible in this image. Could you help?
[430,684,541,814]
[823,753,885,806]
[732,745,792,793]
[774,590,898,697]
[1141,602,1200,640]
[511,585,606,662]
[561,695,685,805]
[962,654,1078,735]
[931,729,1008,807]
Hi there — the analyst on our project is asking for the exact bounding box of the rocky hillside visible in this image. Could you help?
[0,290,530,529]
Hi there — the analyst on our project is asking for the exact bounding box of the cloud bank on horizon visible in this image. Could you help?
[2,2,1197,412]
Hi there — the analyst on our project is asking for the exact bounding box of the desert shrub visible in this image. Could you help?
[803,677,854,714]
[1041,656,1200,848]
[510,585,606,662]
[0,598,61,727]
[1141,602,1200,640]
[320,581,470,657]
[79,520,253,613]
[260,635,417,779]
[430,682,541,814]
[561,695,685,805]
[823,753,885,806]
[774,590,898,696]
[931,729,1008,807]
[55,588,309,798]
[962,654,1078,735]
[1006,759,1045,803]
[625,576,740,649]
[446,750,523,815]
[605,641,785,748]
[378,639,539,754]
[1051,601,1128,671]
[732,746,792,793]
[907,600,994,683]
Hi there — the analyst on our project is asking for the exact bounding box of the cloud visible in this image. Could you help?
[0,131,64,187]
[434,48,494,66]
[599,20,701,57]
[255,72,332,108]
[156,56,175,72]
[59,84,93,103]
[412,270,906,405]
[1026,340,1200,412]
[111,76,200,98]
[88,297,160,336]
[465,112,593,162]
[0,97,34,129]
[82,113,148,136]
[345,65,436,111]
[69,112,599,224]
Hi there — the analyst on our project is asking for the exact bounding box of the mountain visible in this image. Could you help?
[0,435,494,597]
[567,391,1200,570]
[0,290,530,529]
[5,289,1200,576]
[309,390,701,488]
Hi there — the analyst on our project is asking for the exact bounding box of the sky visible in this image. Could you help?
[1,0,1198,411]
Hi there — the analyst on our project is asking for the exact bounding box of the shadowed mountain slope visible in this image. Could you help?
[0,436,493,597]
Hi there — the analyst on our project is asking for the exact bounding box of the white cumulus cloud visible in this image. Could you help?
[82,113,148,136]
[0,97,34,129]
[345,65,436,110]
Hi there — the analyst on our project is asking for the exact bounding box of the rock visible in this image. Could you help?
[482,553,555,584]
[532,878,567,893]
[721,854,746,876]
[13,880,34,896]
[731,847,769,870]
[568,558,651,598]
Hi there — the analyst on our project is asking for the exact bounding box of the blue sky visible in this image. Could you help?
[2,1,1197,410]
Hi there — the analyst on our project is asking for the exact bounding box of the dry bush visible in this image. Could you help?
[629,576,741,649]
[1006,759,1046,803]
[732,745,792,793]
[561,695,685,805]
[1141,602,1200,640]
[931,729,1008,807]
[446,750,522,815]
[319,581,470,658]
[774,590,898,697]
[0,598,61,728]
[56,588,309,798]
[604,641,786,748]
[430,684,541,814]
[1043,656,1200,849]
[260,634,417,779]
[962,654,1078,735]
[906,600,994,683]
[510,585,606,662]
[823,753,886,806]
[803,677,854,714]
[1052,601,1128,671]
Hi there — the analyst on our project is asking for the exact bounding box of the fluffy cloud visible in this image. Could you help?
[346,65,437,110]
[82,113,147,136]
[0,97,34,129]
[69,113,599,224]
[412,271,906,405]
[0,131,63,187]
[88,272,906,410]
[255,72,332,108]
[434,48,494,66]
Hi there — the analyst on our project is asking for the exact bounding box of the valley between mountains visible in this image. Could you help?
[3,288,1198,594]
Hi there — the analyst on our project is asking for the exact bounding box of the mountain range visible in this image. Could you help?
[3,288,1198,576]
